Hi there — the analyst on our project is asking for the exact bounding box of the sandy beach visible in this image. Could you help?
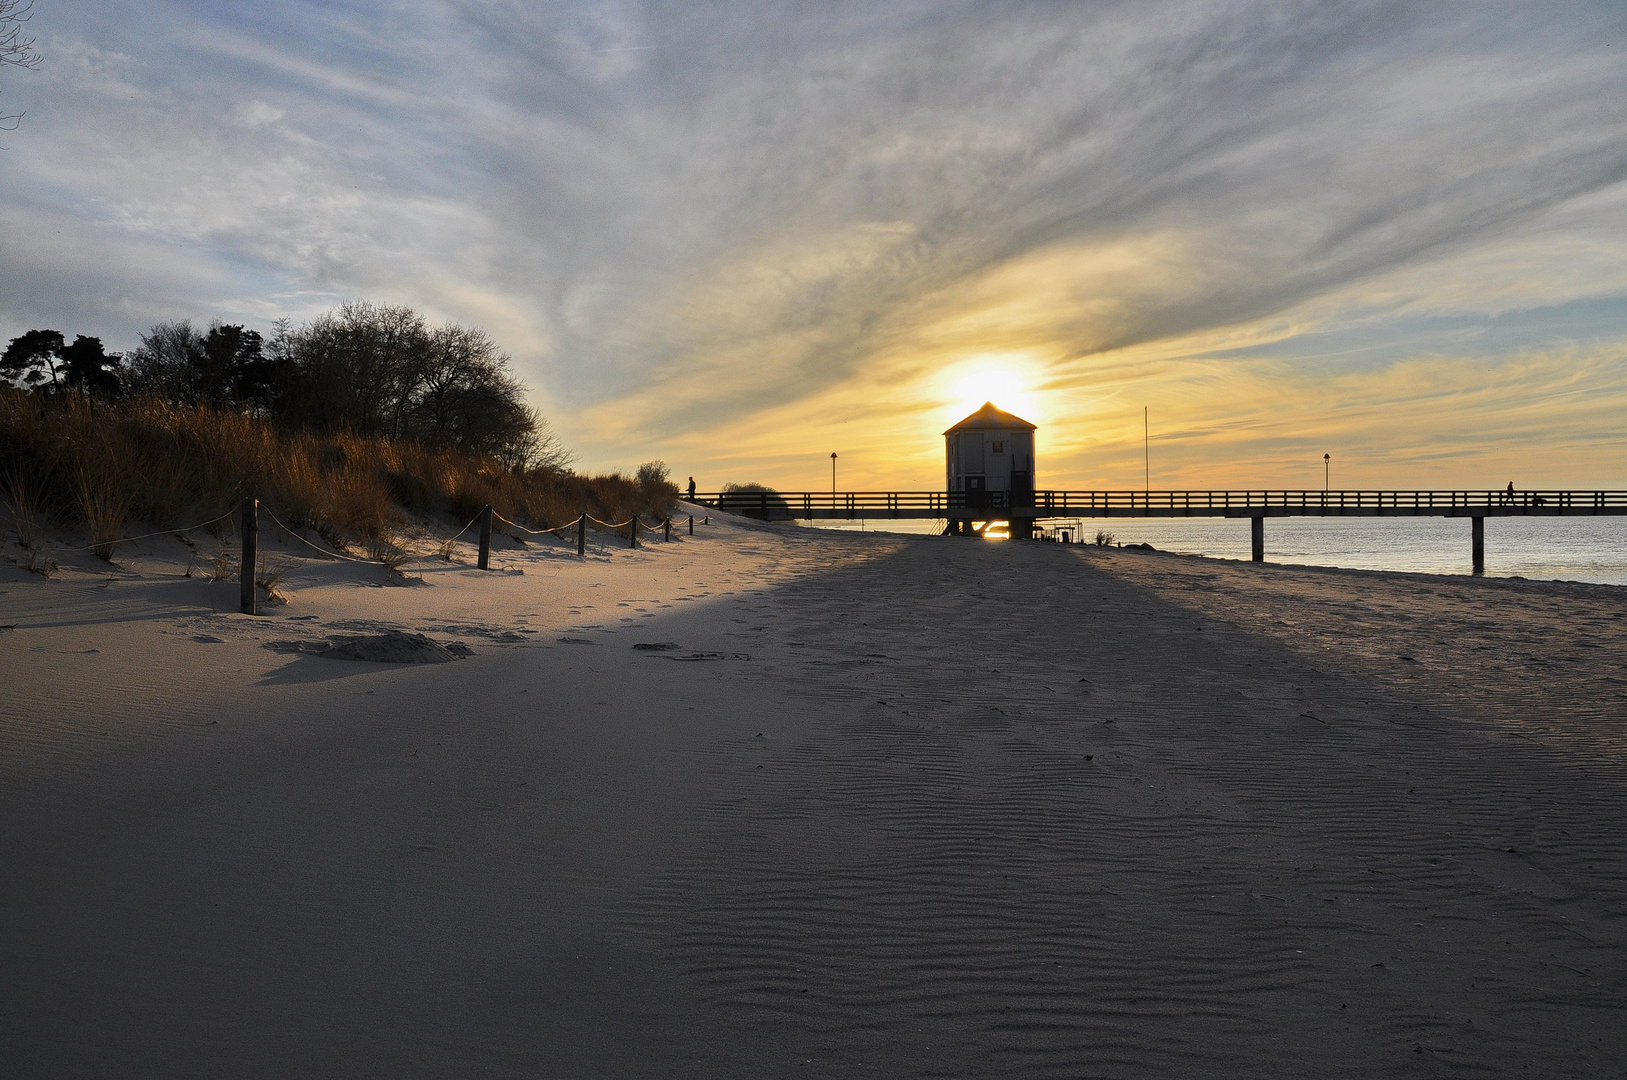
[3,510,1625,1077]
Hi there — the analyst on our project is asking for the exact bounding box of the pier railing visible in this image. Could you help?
[697,489,1627,520]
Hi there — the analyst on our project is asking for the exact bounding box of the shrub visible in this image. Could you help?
[720,482,796,520]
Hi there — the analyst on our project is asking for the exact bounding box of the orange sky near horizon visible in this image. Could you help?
[560,229,1627,493]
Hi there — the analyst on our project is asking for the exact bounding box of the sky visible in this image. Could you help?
[1,0,1625,490]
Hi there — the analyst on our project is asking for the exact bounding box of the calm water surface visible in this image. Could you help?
[806,516,1627,586]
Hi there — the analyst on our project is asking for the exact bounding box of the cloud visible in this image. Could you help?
[1,0,1625,484]
[235,100,285,128]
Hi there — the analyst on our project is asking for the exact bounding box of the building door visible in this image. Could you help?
[1009,468,1033,508]
[966,475,986,509]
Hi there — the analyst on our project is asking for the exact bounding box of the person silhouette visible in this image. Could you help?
[1504,481,1514,506]
[687,476,697,502]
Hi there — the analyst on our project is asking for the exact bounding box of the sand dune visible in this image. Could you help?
[2,514,1624,1076]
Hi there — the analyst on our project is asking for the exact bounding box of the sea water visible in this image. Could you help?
[804,515,1627,585]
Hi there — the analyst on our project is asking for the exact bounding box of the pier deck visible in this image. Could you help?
[694,490,1626,571]
[697,489,1627,521]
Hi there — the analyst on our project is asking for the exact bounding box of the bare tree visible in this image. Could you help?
[1,0,42,132]
[408,323,503,447]
[282,301,426,437]
[124,321,205,402]
[404,323,571,470]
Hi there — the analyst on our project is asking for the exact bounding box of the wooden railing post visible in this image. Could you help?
[688,514,694,536]
[239,496,257,615]
[577,514,586,556]
[629,519,637,548]
[477,504,492,570]
[664,517,671,542]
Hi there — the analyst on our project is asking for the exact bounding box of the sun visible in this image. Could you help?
[942,356,1044,425]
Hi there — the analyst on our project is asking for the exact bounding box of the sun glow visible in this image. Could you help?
[941,356,1045,426]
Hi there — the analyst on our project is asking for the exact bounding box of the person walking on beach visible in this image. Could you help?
[687,476,697,502]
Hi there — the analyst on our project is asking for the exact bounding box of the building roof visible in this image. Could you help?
[943,401,1037,435]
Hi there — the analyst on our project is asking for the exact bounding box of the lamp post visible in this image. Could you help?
[1143,406,1149,495]
[1324,452,1330,491]
[830,452,837,502]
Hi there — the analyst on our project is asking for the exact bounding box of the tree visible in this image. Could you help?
[2,330,123,397]
[407,323,507,448]
[125,320,276,409]
[124,321,205,403]
[2,329,65,389]
[200,323,267,407]
[124,302,568,471]
[280,302,426,437]
[401,323,565,468]
[61,335,122,397]
[635,461,677,513]
[275,303,567,469]
[1,0,42,132]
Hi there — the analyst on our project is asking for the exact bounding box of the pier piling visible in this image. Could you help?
[1250,515,1264,563]
[1472,515,1485,575]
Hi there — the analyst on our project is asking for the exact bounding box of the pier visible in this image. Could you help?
[694,489,1627,573]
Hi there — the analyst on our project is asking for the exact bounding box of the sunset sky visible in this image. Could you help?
[2,1,1625,490]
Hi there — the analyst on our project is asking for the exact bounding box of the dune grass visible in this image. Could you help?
[0,389,677,559]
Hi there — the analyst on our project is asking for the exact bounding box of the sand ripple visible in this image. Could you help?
[630,541,1627,1076]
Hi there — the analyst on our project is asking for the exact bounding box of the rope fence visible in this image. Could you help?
[12,494,703,616]
[261,507,381,565]
[492,511,584,538]
[444,512,486,545]
[46,508,239,556]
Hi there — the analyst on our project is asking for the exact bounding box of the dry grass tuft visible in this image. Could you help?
[366,529,412,575]
[208,539,235,581]
[3,471,43,550]
[255,555,290,604]
[0,389,677,555]
[75,462,133,562]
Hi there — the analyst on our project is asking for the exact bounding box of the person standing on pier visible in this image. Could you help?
[687,476,697,502]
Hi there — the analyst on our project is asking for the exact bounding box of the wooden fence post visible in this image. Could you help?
[577,514,586,557]
[664,517,671,542]
[688,514,694,535]
[478,504,492,570]
[629,518,638,549]
[239,496,257,616]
